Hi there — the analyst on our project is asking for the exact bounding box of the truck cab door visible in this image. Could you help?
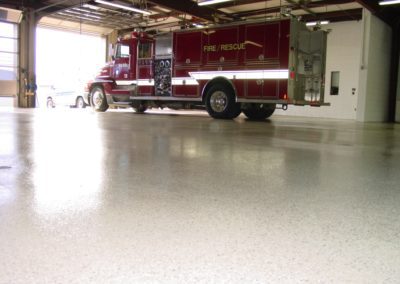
[113,43,130,81]
[288,19,328,105]
[137,39,154,96]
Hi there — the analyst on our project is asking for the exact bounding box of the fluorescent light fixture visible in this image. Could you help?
[379,0,400,5]
[94,0,151,15]
[198,0,233,6]
[306,20,329,26]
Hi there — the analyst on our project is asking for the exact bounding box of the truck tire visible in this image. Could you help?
[75,97,86,108]
[205,84,240,119]
[229,106,242,119]
[91,86,108,112]
[243,103,276,120]
[46,97,54,108]
[133,102,147,113]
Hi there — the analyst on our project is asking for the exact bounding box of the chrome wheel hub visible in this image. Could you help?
[210,91,228,113]
[92,91,103,107]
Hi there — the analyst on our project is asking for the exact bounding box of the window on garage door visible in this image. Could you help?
[0,22,18,97]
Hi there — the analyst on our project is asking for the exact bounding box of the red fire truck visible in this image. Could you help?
[84,17,328,119]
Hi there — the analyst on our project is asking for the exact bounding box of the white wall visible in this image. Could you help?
[275,20,362,119]
[357,10,392,122]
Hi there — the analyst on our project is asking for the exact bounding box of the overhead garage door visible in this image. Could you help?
[0,22,18,97]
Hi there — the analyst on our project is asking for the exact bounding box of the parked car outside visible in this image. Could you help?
[36,84,86,108]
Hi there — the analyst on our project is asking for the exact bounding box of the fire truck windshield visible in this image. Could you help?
[116,44,129,58]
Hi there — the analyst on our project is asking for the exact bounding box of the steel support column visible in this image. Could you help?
[18,8,37,108]
[389,19,400,122]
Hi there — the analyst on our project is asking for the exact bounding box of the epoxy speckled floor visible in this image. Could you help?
[1,108,400,283]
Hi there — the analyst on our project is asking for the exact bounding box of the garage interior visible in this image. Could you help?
[1,0,400,282]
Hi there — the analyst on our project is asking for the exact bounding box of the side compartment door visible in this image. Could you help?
[244,22,281,99]
[172,31,202,97]
[288,19,327,105]
[137,40,154,96]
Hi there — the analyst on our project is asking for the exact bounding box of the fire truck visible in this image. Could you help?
[84,17,328,119]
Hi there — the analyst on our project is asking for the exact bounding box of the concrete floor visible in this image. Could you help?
[1,108,400,283]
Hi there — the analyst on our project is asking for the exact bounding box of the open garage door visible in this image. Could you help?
[36,28,106,108]
[0,21,18,107]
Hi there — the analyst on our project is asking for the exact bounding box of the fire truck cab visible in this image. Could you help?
[84,17,328,119]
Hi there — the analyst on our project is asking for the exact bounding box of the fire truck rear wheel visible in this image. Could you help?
[243,103,276,120]
[91,86,108,112]
[229,106,242,119]
[133,103,147,113]
[205,84,239,119]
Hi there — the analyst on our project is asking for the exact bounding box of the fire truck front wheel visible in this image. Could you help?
[205,84,240,119]
[91,86,109,112]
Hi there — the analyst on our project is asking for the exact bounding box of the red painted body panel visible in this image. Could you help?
[206,27,240,64]
[93,19,292,101]
[173,68,198,97]
[171,19,291,100]
[174,32,203,65]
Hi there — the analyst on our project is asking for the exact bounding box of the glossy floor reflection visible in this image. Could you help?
[1,108,400,283]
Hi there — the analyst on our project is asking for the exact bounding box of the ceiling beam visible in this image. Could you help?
[354,0,380,13]
[148,0,230,22]
[232,0,356,18]
[35,0,93,18]
[212,0,269,9]
[0,0,47,10]
[36,0,77,12]
[300,8,363,22]
[50,13,122,28]
[355,0,400,25]
[286,0,316,15]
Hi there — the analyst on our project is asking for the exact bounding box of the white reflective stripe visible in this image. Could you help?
[137,79,154,86]
[189,69,289,80]
[172,77,199,85]
[116,71,287,87]
[117,78,198,86]
[116,80,154,86]
[116,80,136,85]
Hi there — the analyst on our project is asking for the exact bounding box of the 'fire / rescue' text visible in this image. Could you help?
[204,43,246,52]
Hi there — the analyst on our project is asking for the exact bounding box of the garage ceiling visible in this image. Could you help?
[0,0,399,34]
